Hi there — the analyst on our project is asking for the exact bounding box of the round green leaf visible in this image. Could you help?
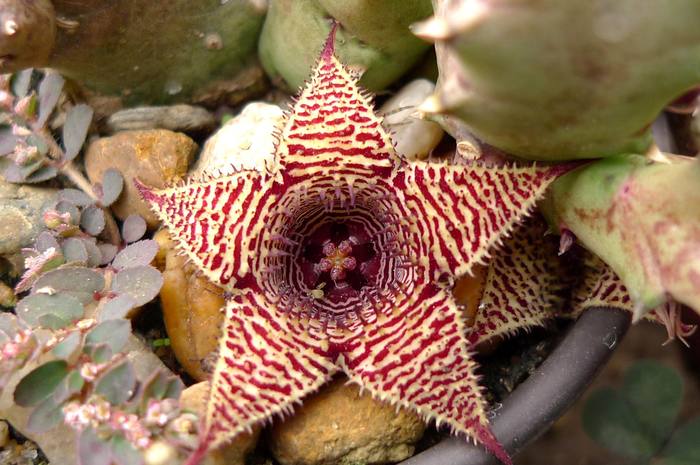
[660,417,700,465]
[38,312,70,330]
[80,206,106,236]
[24,165,58,183]
[112,266,163,306]
[121,215,146,244]
[26,395,63,434]
[62,237,89,264]
[85,343,114,364]
[85,319,131,354]
[53,370,84,404]
[101,169,124,207]
[12,69,33,98]
[140,371,184,408]
[82,238,103,268]
[32,267,105,305]
[79,428,112,465]
[624,360,683,445]
[99,294,138,322]
[582,387,658,459]
[63,104,93,161]
[16,293,84,327]
[95,361,136,404]
[58,189,94,207]
[14,360,69,407]
[37,73,64,127]
[53,331,83,359]
[112,240,158,270]
[36,231,60,253]
[98,244,118,265]
[55,200,80,225]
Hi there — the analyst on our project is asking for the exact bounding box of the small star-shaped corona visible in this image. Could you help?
[138,24,572,465]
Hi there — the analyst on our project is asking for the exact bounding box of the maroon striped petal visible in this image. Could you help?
[343,283,510,465]
[135,171,273,288]
[468,219,566,346]
[401,162,566,280]
[196,291,337,456]
[278,25,400,182]
[572,255,696,344]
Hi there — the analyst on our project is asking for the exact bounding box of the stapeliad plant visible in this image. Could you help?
[136,26,682,465]
[1,8,698,465]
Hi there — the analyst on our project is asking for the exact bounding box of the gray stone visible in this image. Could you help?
[105,104,217,135]
[0,180,57,256]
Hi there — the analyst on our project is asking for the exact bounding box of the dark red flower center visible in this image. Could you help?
[300,221,379,302]
[262,184,414,329]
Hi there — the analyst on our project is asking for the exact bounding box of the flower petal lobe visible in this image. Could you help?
[343,284,510,464]
[197,292,337,456]
[136,171,273,288]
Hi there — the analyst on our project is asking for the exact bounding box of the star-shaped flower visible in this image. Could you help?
[138,25,569,465]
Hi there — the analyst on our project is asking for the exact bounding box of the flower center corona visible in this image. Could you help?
[301,221,379,302]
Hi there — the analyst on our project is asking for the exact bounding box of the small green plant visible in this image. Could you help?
[582,360,700,465]
[0,68,199,464]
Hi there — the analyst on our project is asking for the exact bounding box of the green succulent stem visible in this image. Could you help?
[258,0,433,92]
[542,154,700,317]
[422,0,700,160]
[20,0,267,105]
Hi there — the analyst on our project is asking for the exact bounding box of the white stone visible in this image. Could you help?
[381,79,444,160]
[191,102,284,177]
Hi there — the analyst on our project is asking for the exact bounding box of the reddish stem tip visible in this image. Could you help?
[321,20,339,61]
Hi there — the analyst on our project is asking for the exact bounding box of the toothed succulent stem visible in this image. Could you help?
[542,154,700,317]
[417,0,700,160]
[259,0,433,92]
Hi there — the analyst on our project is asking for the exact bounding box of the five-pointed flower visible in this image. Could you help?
[138,26,569,465]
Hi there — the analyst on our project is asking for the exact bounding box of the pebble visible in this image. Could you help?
[190,101,284,177]
[180,381,260,465]
[381,79,444,160]
[84,130,196,229]
[269,377,426,465]
[0,419,8,447]
[104,105,216,135]
[158,230,224,381]
[0,179,57,256]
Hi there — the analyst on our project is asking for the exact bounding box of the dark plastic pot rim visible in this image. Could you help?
[400,306,631,465]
